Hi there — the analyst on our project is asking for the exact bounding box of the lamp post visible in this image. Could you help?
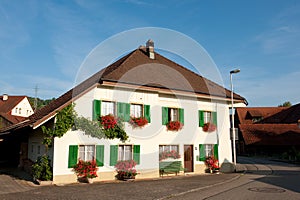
[230,69,240,171]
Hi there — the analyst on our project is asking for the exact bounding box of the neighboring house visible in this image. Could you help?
[236,104,300,155]
[0,95,33,129]
[0,95,33,166]
[0,40,246,184]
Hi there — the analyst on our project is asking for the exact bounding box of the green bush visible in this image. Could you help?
[32,155,53,181]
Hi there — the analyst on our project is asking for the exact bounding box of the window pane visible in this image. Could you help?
[125,146,132,160]
[130,104,142,118]
[118,146,124,161]
[170,108,178,121]
[102,101,115,116]
[205,144,214,157]
[204,112,212,123]
[86,145,95,161]
[79,146,85,160]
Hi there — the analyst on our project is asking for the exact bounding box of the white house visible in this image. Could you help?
[0,95,33,128]
[1,40,247,184]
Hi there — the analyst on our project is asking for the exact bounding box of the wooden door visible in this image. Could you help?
[184,145,193,172]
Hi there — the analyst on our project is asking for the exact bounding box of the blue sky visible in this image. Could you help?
[0,0,299,106]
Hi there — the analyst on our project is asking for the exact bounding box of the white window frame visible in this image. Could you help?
[78,145,96,161]
[130,104,143,118]
[118,145,133,161]
[101,101,115,116]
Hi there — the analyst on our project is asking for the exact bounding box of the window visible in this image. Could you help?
[204,111,212,124]
[159,145,179,154]
[199,110,217,127]
[78,145,95,161]
[101,101,115,116]
[15,108,18,114]
[118,145,133,161]
[93,100,150,122]
[169,108,179,121]
[68,145,104,168]
[130,104,143,118]
[109,145,140,166]
[199,144,218,161]
[204,144,214,157]
[162,107,184,125]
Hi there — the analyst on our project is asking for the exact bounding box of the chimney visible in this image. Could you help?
[146,39,155,59]
[2,94,8,101]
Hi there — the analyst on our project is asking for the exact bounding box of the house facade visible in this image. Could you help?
[1,41,246,184]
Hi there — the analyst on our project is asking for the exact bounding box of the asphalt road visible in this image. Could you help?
[0,157,299,200]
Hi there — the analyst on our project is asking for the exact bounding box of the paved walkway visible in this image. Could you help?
[0,164,246,197]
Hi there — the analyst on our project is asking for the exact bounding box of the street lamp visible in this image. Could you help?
[230,69,240,171]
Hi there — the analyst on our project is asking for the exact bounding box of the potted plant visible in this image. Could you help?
[129,116,148,128]
[73,159,98,183]
[202,122,216,132]
[166,121,183,131]
[115,160,137,180]
[159,150,181,161]
[204,156,219,173]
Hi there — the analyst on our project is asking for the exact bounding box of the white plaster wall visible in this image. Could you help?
[53,86,237,177]
[12,97,34,117]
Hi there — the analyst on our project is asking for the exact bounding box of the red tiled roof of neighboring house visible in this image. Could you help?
[0,96,26,114]
[239,124,300,146]
[0,45,247,133]
[0,112,26,124]
[236,107,288,124]
[261,103,300,124]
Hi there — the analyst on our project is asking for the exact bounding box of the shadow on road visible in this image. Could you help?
[237,156,300,193]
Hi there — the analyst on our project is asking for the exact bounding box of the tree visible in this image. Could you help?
[278,101,292,107]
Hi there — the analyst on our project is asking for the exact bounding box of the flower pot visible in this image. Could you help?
[87,178,94,184]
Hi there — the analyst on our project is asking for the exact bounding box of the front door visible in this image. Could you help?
[184,145,193,172]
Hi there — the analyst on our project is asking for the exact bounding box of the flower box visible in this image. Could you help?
[202,122,216,132]
[129,117,148,128]
[166,121,183,131]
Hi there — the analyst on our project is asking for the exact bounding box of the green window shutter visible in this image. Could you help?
[212,112,217,126]
[214,144,219,160]
[96,145,104,167]
[199,110,204,127]
[162,107,169,125]
[133,145,140,165]
[144,105,151,123]
[110,145,118,166]
[179,108,184,124]
[68,145,78,168]
[125,103,130,122]
[199,144,205,161]
[93,100,101,121]
[117,102,130,122]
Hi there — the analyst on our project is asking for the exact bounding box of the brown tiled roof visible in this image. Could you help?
[0,112,26,124]
[0,96,26,114]
[236,107,287,124]
[261,103,300,124]
[1,46,246,133]
[239,124,300,146]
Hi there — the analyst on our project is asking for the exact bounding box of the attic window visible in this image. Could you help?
[247,110,263,122]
